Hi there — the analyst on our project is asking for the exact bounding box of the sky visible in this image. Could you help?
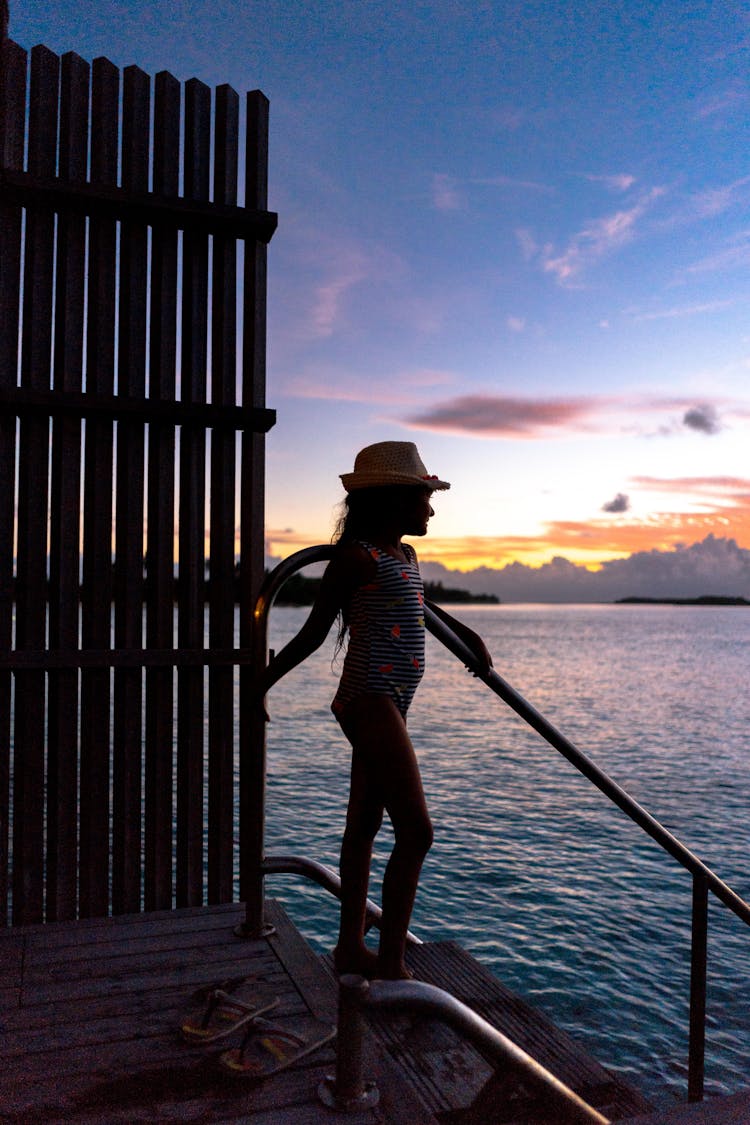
[13,1,750,599]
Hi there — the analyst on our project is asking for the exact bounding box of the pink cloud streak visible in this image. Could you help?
[406,394,598,437]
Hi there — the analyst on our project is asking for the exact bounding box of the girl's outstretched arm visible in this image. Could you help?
[424,598,493,677]
[260,544,375,696]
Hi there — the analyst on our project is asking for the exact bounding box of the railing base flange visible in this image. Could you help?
[318,1076,379,1112]
[233,921,276,939]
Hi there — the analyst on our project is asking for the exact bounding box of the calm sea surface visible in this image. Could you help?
[263,603,750,1108]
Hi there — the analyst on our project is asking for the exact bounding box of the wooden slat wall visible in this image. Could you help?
[112,65,150,915]
[208,84,240,905]
[14,45,59,923]
[0,39,275,926]
[144,71,180,913]
[47,51,89,922]
[0,35,26,926]
[79,56,119,921]
[239,91,271,919]
[177,78,211,909]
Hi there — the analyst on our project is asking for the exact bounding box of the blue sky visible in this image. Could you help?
[15,1,750,597]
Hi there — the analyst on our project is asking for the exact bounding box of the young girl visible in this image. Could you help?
[260,441,492,980]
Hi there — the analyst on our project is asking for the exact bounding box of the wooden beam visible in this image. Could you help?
[0,386,276,431]
[0,168,278,242]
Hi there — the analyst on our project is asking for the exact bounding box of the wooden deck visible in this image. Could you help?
[0,899,653,1123]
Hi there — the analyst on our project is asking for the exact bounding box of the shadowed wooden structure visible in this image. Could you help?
[0,30,276,926]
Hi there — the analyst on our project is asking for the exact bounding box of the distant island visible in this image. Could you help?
[275,573,499,606]
[616,595,749,606]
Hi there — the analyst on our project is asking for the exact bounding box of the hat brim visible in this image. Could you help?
[340,471,450,492]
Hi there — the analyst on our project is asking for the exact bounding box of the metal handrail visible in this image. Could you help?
[425,607,750,924]
[261,854,421,945]
[321,973,609,1122]
[423,605,750,1103]
[246,543,750,1103]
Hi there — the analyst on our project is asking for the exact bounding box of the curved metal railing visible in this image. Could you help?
[261,853,421,945]
[245,543,750,1104]
[321,973,609,1122]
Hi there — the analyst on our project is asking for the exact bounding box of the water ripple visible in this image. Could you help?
[263,604,750,1106]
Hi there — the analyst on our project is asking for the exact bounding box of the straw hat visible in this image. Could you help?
[340,441,450,492]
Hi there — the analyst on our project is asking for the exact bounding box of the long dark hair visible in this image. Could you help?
[333,485,421,546]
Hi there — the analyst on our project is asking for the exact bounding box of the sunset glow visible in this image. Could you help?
[20,2,750,598]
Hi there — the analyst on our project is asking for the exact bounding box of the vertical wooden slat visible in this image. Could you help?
[0,37,27,924]
[144,70,180,911]
[80,56,119,918]
[13,44,59,924]
[47,51,89,921]
[176,78,210,907]
[112,65,150,915]
[207,84,239,904]
[239,91,270,921]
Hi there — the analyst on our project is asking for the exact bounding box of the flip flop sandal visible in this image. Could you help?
[181,988,279,1044]
[219,1016,336,1080]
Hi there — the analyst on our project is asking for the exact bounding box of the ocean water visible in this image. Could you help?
[263,603,750,1108]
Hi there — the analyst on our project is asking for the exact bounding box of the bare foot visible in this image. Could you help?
[333,945,380,979]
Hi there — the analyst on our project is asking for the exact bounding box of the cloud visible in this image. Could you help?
[431,171,552,214]
[694,81,748,122]
[420,535,750,603]
[582,173,636,192]
[688,175,750,219]
[487,106,527,131]
[602,492,630,513]
[531,187,665,286]
[682,229,750,276]
[629,472,750,513]
[516,228,539,261]
[628,299,736,322]
[405,394,598,437]
[632,475,750,501]
[469,174,553,194]
[270,228,408,345]
[432,173,462,211]
[682,404,721,435]
[281,365,455,405]
[402,391,736,440]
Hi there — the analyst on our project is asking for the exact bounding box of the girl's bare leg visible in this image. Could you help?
[337,695,433,980]
[334,748,382,977]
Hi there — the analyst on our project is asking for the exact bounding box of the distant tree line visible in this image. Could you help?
[271,573,499,606]
[616,595,749,606]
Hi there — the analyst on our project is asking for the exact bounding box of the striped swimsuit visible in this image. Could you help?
[331,541,426,720]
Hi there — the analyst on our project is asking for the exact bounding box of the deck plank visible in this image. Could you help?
[368,940,653,1122]
[0,901,431,1123]
[0,901,659,1123]
[621,1089,750,1124]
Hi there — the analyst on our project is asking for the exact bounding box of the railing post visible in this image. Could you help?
[318,974,379,1112]
[236,599,273,937]
[237,88,273,938]
[688,872,708,1102]
[239,547,335,937]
